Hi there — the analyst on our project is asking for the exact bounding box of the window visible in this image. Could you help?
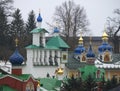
[82,55,86,62]
[63,54,67,60]
[104,52,110,62]
[96,70,100,78]
[26,82,34,91]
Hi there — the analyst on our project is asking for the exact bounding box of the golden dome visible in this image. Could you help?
[102,31,108,40]
[102,31,108,37]
[37,84,40,87]
[57,68,64,75]
[37,81,40,87]
[79,35,83,44]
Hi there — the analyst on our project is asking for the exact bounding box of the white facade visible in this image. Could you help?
[22,48,68,78]
[3,14,69,79]
[33,33,40,46]
[22,20,69,78]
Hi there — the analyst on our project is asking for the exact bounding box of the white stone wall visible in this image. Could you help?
[23,49,68,78]
[22,65,58,78]
[33,33,40,46]
[40,33,45,47]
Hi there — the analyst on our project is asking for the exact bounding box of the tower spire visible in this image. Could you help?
[79,32,83,45]
[15,38,19,47]
[37,9,42,28]
[90,36,92,45]
[102,26,108,42]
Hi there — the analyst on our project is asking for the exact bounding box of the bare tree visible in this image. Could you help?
[52,0,89,50]
[53,0,89,40]
[106,9,120,53]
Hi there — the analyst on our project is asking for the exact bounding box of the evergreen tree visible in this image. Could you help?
[25,10,36,44]
[26,10,36,34]
[111,76,118,88]
[105,76,118,91]
[0,0,14,16]
[10,8,25,38]
[105,79,112,90]
[0,0,14,59]
[61,75,83,91]
[83,74,97,91]
[0,7,9,45]
[9,8,26,58]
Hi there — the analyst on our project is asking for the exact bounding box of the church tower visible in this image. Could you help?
[24,11,69,78]
[98,31,113,62]
[31,12,48,47]
[86,37,95,64]
[9,38,24,75]
[74,33,86,62]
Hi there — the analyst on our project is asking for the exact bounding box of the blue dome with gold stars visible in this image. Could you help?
[9,48,24,65]
[37,13,42,22]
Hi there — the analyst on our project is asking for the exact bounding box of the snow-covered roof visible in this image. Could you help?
[95,59,120,69]
[0,61,12,74]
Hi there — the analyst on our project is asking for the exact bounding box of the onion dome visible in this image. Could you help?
[37,13,42,22]
[79,35,83,44]
[86,44,95,58]
[37,81,40,87]
[74,45,85,54]
[98,42,112,53]
[9,38,24,65]
[86,37,95,57]
[57,67,64,75]
[74,34,85,54]
[54,27,59,33]
[102,31,108,41]
[98,31,112,53]
[9,48,24,65]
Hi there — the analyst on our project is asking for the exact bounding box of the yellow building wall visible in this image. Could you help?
[105,69,120,80]
[68,70,78,78]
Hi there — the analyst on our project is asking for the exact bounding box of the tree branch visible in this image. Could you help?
[114,25,120,37]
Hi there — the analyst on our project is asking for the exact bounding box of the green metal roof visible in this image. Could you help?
[26,44,59,50]
[12,74,31,81]
[45,45,59,50]
[30,28,49,33]
[46,36,69,48]
[78,65,105,81]
[0,74,32,81]
[0,85,17,91]
[39,78,61,91]
[66,52,87,69]
[0,74,4,78]
[66,52,120,69]
[0,74,32,91]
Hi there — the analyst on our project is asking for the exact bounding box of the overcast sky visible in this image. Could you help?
[13,0,120,36]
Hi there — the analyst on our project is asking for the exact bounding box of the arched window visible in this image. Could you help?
[96,70,100,78]
[63,54,67,60]
[82,55,86,62]
[26,82,34,91]
[104,52,110,62]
